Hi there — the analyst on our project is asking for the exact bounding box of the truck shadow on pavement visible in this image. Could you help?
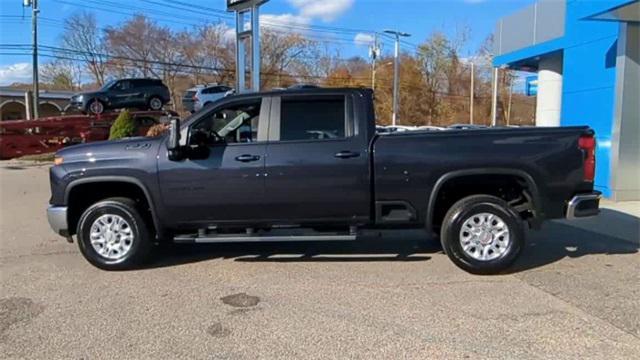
[150,209,638,273]
[509,208,639,273]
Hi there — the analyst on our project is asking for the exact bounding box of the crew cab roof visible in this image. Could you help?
[224,87,373,100]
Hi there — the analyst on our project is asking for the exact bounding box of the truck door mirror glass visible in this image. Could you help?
[167,119,182,160]
[167,119,180,150]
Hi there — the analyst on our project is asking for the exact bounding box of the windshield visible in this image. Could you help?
[100,80,117,90]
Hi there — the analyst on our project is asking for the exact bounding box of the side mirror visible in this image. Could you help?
[167,118,182,160]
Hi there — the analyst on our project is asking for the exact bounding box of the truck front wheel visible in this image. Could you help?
[76,197,153,270]
[440,195,524,275]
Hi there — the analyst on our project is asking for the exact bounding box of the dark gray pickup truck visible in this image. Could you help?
[47,88,600,273]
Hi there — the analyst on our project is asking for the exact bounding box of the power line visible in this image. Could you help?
[53,0,415,52]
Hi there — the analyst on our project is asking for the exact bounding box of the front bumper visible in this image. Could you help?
[69,101,85,111]
[47,206,69,237]
[566,192,601,219]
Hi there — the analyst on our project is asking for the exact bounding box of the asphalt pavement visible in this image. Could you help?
[1,161,638,359]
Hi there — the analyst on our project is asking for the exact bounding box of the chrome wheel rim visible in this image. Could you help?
[90,101,103,114]
[459,212,510,261]
[149,98,162,110]
[89,214,134,260]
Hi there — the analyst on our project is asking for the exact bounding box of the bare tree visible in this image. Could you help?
[105,15,157,77]
[260,30,318,88]
[190,24,235,85]
[61,12,108,86]
[41,59,82,91]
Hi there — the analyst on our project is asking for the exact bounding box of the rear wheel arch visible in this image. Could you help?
[426,168,541,233]
[65,177,161,237]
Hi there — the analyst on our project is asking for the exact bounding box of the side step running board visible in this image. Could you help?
[174,234,357,244]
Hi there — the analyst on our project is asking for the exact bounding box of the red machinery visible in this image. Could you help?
[0,111,176,160]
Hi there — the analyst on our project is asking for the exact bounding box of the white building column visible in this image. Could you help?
[610,22,640,201]
[535,53,563,127]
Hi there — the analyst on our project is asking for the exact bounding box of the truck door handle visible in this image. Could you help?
[334,151,360,159]
[235,154,261,162]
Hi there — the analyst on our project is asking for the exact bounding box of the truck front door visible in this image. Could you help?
[263,94,370,224]
[157,97,270,226]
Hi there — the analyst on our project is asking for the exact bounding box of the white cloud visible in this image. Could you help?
[0,63,32,85]
[354,33,374,46]
[260,13,311,30]
[288,0,354,22]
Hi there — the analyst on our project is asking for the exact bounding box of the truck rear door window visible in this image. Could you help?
[280,96,347,141]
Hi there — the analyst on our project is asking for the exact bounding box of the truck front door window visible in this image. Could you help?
[191,101,261,145]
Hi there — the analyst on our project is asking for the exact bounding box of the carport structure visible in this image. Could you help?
[0,87,76,121]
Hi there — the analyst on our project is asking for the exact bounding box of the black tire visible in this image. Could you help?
[86,99,105,114]
[76,197,154,270]
[440,195,524,275]
[148,96,163,111]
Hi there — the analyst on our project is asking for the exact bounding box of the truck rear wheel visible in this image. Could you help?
[440,195,524,274]
[76,197,153,270]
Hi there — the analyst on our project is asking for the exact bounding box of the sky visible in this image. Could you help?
[0,0,534,85]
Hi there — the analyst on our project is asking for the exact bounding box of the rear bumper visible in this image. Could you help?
[47,206,69,237]
[566,192,601,219]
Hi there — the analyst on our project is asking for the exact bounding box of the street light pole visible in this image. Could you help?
[491,67,499,127]
[470,62,474,125]
[384,29,411,126]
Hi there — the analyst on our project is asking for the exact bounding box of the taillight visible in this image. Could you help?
[579,135,596,182]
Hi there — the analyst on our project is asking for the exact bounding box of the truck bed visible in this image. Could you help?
[372,126,594,225]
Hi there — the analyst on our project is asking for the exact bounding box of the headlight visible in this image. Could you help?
[54,156,64,166]
[76,95,84,101]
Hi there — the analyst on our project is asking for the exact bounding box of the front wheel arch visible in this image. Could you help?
[65,177,162,238]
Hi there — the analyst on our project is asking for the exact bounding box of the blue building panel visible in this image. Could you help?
[559,1,625,195]
[561,36,617,94]
[562,87,614,197]
[493,38,565,68]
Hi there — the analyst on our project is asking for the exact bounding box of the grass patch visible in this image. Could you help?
[16,152,56,162]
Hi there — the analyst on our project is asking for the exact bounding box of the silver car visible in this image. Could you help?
[182,85,233,113]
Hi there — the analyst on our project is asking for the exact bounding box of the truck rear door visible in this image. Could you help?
[263,93,370,224]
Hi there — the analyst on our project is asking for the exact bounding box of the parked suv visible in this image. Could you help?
[182,85,232,113]
[69,78,171,114]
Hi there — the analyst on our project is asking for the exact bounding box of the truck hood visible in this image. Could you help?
[56,137,164,166]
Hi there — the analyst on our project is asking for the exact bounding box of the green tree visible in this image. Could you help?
[108,110,137,140]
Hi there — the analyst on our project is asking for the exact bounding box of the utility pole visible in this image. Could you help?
[469,62,474,125]
[25,0,40,119]
[384,29,411,126]
[369,34,380,91]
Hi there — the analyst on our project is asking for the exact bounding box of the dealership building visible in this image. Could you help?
[494,0,639,201]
